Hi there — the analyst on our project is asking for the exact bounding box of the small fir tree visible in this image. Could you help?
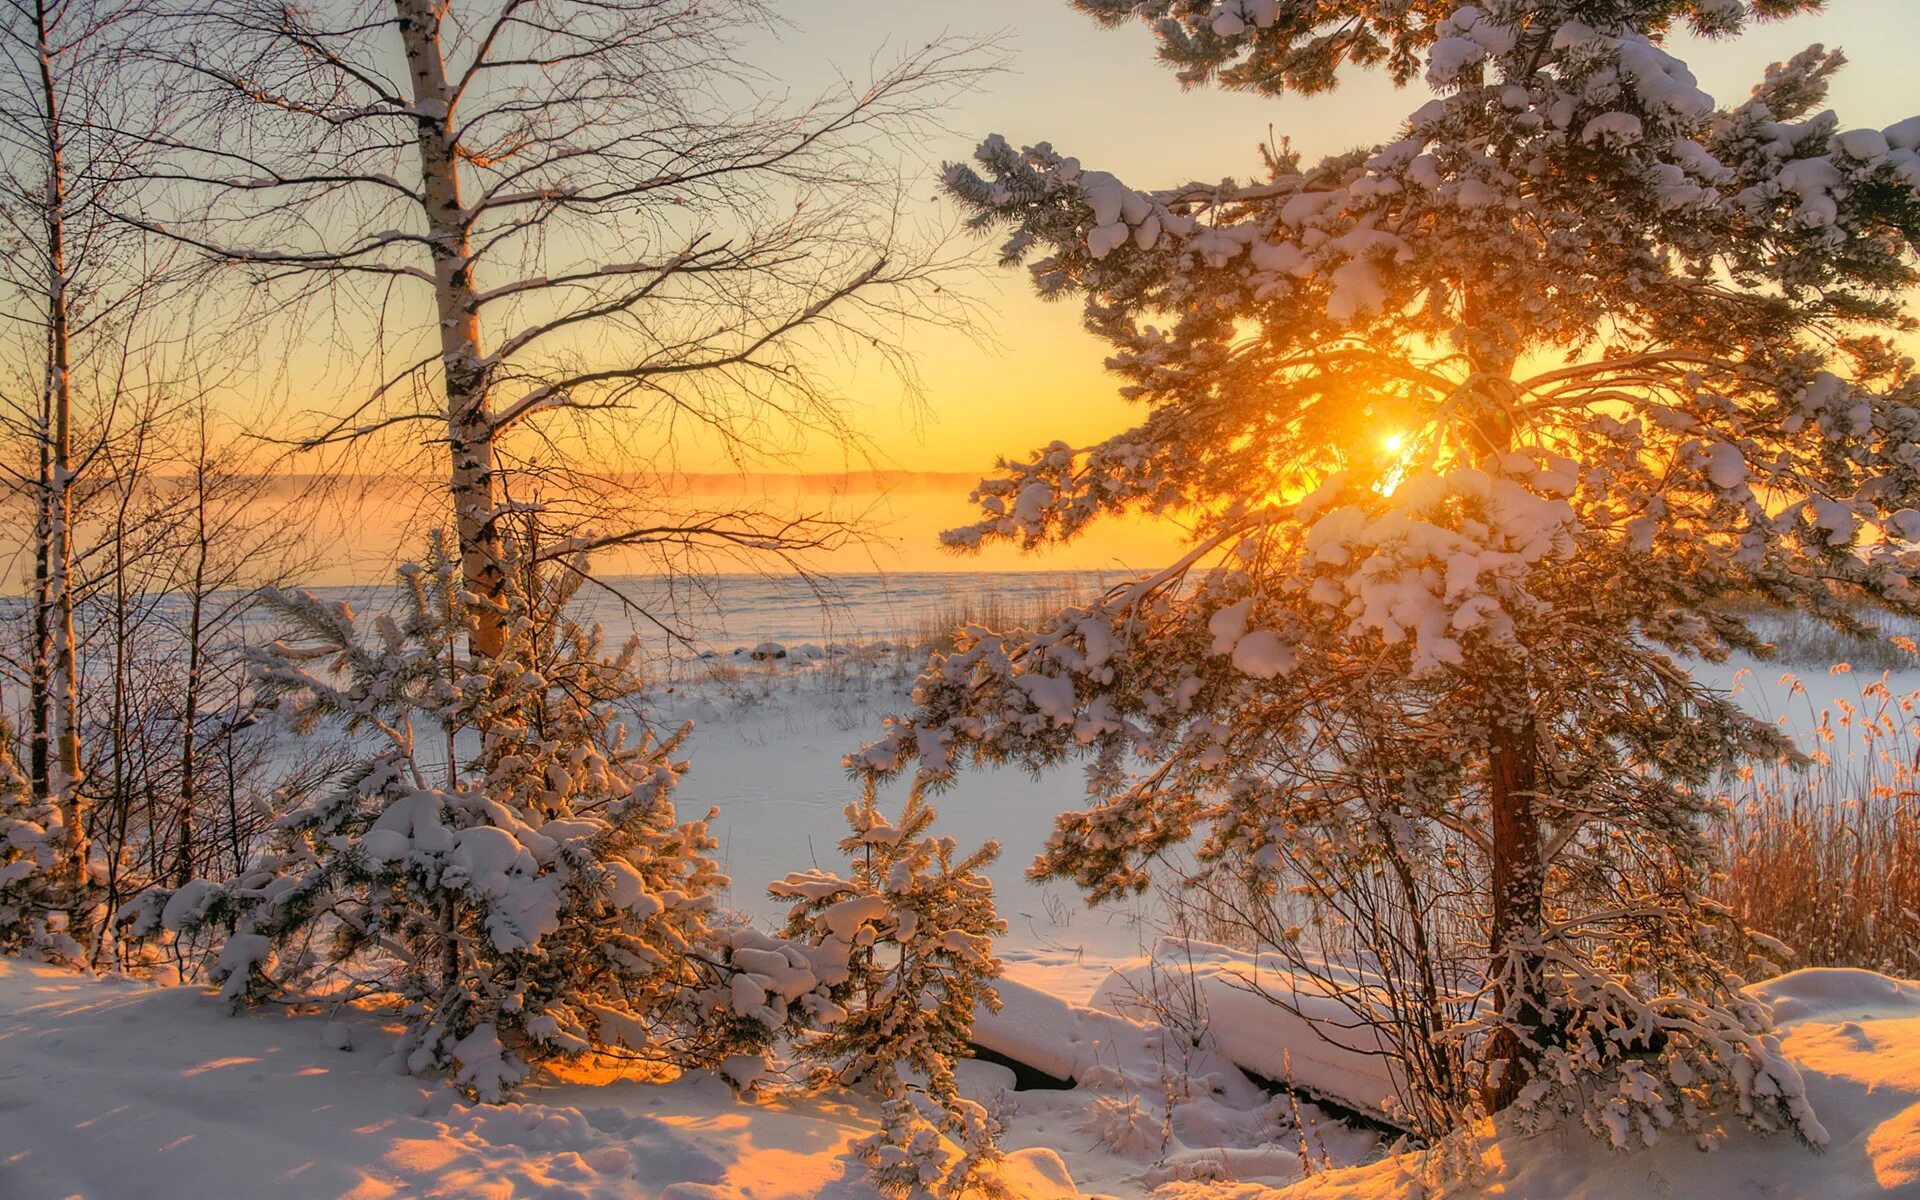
[126,535,751,1098]
[770,785,1009,1199]
[857,0,1920,1147]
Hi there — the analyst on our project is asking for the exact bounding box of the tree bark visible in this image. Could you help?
[1462,327,1550,1112]
[394,0,506,656]
[178,434,209,889]
[33,0,86,888]
[1481,677,1547,1110]
[30,391,51,802]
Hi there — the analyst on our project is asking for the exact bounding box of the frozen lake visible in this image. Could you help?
[21,569,1920,999]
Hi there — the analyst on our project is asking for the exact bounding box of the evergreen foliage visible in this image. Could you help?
[770,786,1009,1198]
[0,722,72,959]
[858,0,1920,1146]
[124,536,750,1098]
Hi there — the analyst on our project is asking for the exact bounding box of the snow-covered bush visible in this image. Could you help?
[124,536,755,1098]
[770,785,1009,1198]
[0,725,72,960]
[856,0,1920,1151]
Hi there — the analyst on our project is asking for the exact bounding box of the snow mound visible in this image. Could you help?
[1092,940,1397,1120]
[975,974,1266,1107]
[973,975,1380,1198]
[1237,967,1920,1200]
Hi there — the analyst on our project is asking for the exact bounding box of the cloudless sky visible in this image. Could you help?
[232,2,1920,580]
[755,0,1920,477]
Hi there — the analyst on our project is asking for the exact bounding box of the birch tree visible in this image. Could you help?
[0,0,169,915]
[137,0,983,656]
[858,0,1920,1142]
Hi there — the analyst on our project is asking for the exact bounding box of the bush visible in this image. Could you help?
[0,726,70,959]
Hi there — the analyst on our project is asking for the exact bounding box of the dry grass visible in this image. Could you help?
[899,585,1089,656]
[1713,671,1920,978]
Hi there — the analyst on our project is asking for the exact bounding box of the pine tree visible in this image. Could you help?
[856,0,1920,1146]
[124,535,751,1098]
[769,785,1009,1198]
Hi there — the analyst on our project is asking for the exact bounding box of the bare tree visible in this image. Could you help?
[136,0,985,654]
[0,0,178,908]
[152,399,323,883]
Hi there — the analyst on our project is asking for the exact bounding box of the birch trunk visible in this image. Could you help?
[33,0,86,884]
[29,400,51,801]
[177,442,210,888]
[394,0,506,656]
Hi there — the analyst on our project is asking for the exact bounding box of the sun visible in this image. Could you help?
[1382,432,1405,454]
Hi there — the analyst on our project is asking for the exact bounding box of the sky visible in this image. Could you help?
[34,1,1912,586]
[649,0,1920,573]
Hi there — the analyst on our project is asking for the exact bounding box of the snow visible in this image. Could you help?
[1093,940,1397,1119]
[1581,113,1644,149]
[968,976,1382,1197]
[1230,630,1295,679]
[13,602,1920,1199]
[1257,969,1920,1200]
[1324,259,1385,322]
[20,931,1909,1200]
[0,957,1080,1200]
[1704,440,1748,490]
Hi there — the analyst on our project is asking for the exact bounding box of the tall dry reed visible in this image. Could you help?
[900,583,1093,655]
[1713,663,1920,978]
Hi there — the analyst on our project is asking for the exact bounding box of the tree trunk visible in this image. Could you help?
[1461,327,1550,1112]
[179,432,209,887]
[30,396,51,802]
[394,0,505,656]
[34,0,86,890]
[1481,678,1547,1110]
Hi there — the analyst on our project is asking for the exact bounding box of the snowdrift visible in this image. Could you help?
[974,942,1396,1120]
[1091,939,1400,1121]
[1229,968,1920,1200]
[0,958,1077,1200]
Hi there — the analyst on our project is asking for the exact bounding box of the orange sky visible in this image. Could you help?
[808,0,1920,463]
[663,0,1920,571]
[115,1,1920,583]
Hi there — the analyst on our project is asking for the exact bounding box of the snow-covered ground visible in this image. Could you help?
[0,956,1084,1200]
[7,576,1920,1200]
[1230,969,1920,1200]
[9,949,1920,1199]
[0,634,1390,1200]
[662,654,1164,1002]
